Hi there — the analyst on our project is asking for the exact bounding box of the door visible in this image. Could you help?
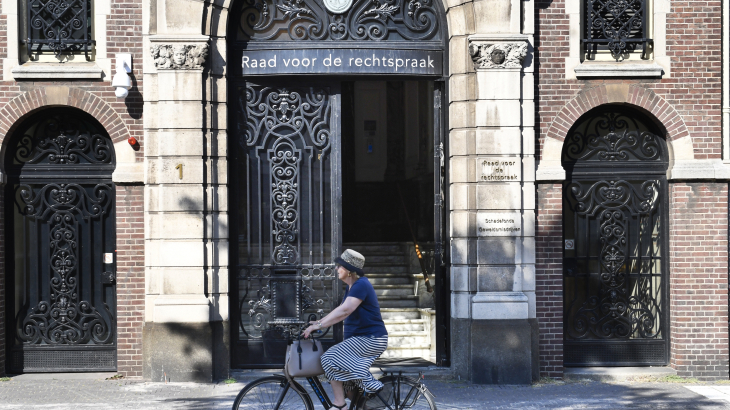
[231,81,342,367]
[562,106,669,366]
[6,109,117,372]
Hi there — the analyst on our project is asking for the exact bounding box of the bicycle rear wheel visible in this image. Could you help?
[231,375,314,410]
[355,375,437,410]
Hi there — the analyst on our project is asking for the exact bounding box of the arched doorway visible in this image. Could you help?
[228,0,449,368]
[5,108,117,372]
[561,105,670,366]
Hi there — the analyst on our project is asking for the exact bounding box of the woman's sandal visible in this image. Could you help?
[330,403,347,410]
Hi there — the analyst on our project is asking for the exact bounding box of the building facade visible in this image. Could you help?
[0,0,726,384]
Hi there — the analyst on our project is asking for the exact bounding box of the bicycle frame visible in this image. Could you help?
[300,371,425,410]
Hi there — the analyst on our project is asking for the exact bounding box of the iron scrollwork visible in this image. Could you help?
[563,110,664,163]
[16,183,114,345]
[566,179,662,340]
[237,0,441,41]
[27,0,93,56]
[271,139,301,264]
[13,114,114,166]
[584,0,651,60]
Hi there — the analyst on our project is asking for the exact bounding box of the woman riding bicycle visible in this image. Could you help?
[302,249,389,410]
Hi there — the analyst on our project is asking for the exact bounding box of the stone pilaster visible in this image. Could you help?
[143,33,226,382]
[449,32,537,384]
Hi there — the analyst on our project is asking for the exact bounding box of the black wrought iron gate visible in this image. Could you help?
[231,82,342,367]
[562,106,669,366]
[6,109,117,372]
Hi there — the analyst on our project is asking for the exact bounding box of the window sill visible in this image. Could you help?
[574,62,664,78]
[12,63,105,80]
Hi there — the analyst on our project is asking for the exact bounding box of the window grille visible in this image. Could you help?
[584,0,652,60]
[26,0,93,57]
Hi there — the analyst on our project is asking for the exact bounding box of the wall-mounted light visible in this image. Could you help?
[112,53,132,99]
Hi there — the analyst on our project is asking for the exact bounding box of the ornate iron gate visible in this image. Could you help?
[562,107,669,366]
[231,82,341,367]
[6,109,117,372]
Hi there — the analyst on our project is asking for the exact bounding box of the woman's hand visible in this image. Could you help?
[301,321,319,339]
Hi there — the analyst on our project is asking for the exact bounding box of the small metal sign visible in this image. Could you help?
[477,212,522,237]
[564,239,575,250]
[104,253,114,264]
[323,0,353,13]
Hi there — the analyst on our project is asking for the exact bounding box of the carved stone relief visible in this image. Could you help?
[151,43,209,70]
[468,42,528,69]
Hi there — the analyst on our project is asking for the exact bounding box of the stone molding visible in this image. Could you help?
[11,63,105,80]
[468,41,527,70]
[151,43,209,70]
[536,84,730,181]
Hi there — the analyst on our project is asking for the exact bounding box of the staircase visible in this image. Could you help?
[344,243,434,361]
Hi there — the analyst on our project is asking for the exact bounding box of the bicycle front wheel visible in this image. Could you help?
[355,375,437,410]
[231,375,314,410]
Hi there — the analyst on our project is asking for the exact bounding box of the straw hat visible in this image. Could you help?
[335,249,365,276]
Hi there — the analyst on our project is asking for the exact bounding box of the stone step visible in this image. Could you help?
[380,348,432,359]
[379,300,420,308]
[380,308,421,320]
[378,295,419,308]
[374,284,415,296]
[344,243,405,254]
[365,255,408,264]
[383,319,427,332]
[365,264,410,274]
[368,276,412,285]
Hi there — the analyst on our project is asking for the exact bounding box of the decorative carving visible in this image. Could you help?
[17,183,114,345]
[151,43,209,69]
[236,0,441,41]
[13,115,114,166]
[469,42,528,69]
[563,110,665,163]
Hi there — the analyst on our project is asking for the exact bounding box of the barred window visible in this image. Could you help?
[583,0,653,61]
[25,0,94,58]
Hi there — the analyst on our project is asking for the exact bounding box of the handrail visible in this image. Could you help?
[395,182,434,293]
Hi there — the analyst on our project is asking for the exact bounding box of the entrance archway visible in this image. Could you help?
[5,107,117,372]
[561,105,669,366]
[227,0,449,368]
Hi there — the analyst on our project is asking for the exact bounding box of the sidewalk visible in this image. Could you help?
[1,372,730,409]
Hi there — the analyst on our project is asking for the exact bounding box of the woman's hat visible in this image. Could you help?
[335,249,365,276]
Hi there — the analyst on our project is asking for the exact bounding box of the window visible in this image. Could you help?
[583,0,652,61]
[564,0,669,78]
[25,0,94,58]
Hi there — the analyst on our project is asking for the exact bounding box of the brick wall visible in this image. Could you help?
[535,0,722,159]
[536,183,564,378]
[115,186,145,378]
[669,183,729,380]
[0,0,144,376]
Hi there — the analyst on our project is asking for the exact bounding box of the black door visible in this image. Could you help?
[6,109,117,372]
[231,81,342,367]
[562,106,669,366]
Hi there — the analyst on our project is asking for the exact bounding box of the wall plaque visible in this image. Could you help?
[477,212,522,236]
[478,157,521,182]
[240,49,442,76]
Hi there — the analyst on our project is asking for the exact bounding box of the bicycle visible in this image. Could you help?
[231,327,437,410]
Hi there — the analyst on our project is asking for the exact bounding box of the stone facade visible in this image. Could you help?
[0,0,727,384]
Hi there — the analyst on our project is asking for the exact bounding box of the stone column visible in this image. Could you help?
[143,35,225,382]
[450,34,537,384]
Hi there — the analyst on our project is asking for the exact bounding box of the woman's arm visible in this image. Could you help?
[302,296,362,338]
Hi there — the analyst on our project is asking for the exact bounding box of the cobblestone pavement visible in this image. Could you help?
[1,373,730,409]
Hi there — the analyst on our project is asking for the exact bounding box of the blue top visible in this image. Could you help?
[342,277,388,339]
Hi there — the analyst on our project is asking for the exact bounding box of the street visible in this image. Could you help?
[1,373,730,409]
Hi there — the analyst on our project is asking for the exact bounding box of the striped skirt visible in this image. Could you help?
[320,335,389,393]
